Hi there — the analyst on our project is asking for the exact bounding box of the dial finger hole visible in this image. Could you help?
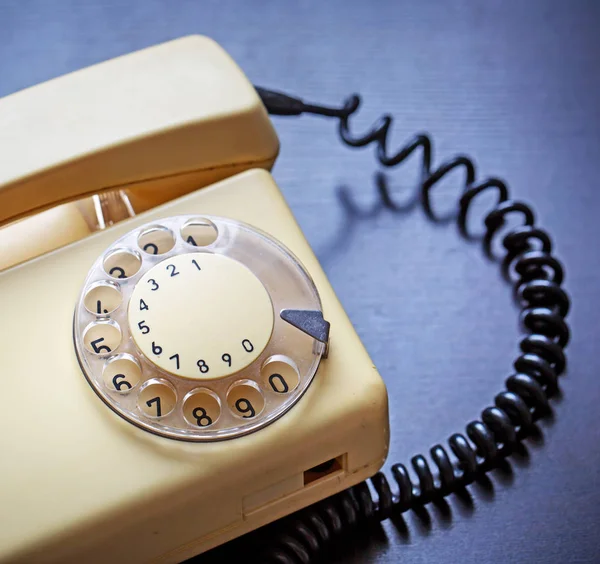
[138,225,176,256]
[181,218,218,247]
[83,320,122,356]
[227,380,265,419]
[84,281,122,315]
[103,248,142,279]
[183,389,221,428]
[103,354,142,394]
[138,378,176,419]
[261,355,300,394]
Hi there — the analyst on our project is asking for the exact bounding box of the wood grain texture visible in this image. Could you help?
[2,1,600,562]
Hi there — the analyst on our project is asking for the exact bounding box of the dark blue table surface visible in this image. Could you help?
[2,1,600,562]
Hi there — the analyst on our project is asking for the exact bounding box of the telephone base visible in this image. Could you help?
[0,169,388,563]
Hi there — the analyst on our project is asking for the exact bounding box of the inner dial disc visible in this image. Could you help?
[129,253,274,380]
[73,215,327,442]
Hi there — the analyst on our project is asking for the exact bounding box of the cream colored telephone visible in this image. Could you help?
[0,36,388,563]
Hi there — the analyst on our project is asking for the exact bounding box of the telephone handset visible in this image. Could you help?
[0,35,570,564]
[0,35,278,270]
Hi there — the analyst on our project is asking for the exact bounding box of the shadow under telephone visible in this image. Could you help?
[0,36,570,564]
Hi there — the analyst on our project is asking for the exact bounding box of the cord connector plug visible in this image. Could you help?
[255,86,350,118]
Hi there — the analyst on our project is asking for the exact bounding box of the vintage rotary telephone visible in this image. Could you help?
[0,36,570,564]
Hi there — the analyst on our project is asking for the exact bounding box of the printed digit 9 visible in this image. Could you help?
[235,398,256,418]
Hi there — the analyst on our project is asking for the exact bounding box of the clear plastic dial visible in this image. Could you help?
[73,215,326,441]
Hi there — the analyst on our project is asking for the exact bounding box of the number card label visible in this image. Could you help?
[128,253,274,379]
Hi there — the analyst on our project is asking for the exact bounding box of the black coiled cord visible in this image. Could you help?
[255,89,570,564]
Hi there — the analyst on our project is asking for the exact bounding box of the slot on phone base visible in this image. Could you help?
[303,454,345,486]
